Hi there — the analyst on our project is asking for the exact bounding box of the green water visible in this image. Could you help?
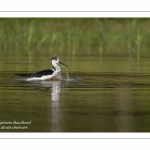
[1,50,150,132]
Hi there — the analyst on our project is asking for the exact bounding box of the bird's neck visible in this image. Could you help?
[52,64,60,72]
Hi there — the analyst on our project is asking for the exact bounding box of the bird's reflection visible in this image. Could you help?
[18,78,65,131]
[41,80,61,101]
[40,80,61,131]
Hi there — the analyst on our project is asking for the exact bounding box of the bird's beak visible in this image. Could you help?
[59,61,68,67]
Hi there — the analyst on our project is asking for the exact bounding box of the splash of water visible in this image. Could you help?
[60,65,70,81]
[65,68,70,81]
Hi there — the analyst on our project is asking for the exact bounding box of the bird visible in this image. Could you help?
[18,56,68,81]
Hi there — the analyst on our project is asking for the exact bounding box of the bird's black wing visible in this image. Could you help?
[17,69,54,78]
[31,69,54,77]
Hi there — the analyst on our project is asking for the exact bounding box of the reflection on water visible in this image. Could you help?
[41,81,61,131]
[1,55,150,132]
[114,88,134,132]
[51,81,60,131]
[50,81,61,102]
[39,80,61,99]
[26,80,62,131]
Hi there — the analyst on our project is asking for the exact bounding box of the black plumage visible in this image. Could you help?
[17,69,54,78]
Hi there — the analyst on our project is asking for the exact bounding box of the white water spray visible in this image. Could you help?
[65,68,70,81]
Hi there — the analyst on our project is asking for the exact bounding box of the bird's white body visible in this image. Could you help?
[26,74,54,81]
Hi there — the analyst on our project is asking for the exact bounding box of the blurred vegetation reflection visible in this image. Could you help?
[0,18,150,59]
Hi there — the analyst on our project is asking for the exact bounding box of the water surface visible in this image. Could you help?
[1,53,150,132]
